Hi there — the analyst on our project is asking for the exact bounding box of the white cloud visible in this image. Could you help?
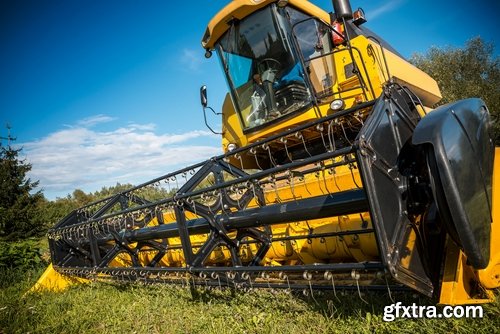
[76,114,116,127]
[19,118,220,199]
[180,48,203,72]
[366,0,405,20]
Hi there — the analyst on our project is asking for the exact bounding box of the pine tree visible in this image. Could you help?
[0,145,43,239]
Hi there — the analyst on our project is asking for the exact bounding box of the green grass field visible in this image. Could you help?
[1,263,499,334]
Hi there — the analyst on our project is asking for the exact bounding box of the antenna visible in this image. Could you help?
[0,123,17,147]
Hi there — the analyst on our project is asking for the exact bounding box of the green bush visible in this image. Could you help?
[0,240,43,269]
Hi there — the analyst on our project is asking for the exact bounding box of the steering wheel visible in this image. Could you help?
[257,58,282,73]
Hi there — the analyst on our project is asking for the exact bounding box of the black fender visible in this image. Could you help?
[412,98,495,269]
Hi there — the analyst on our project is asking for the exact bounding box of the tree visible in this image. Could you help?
[410,37,500,145]
[0,145,44,239]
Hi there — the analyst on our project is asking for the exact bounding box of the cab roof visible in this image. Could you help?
[201,0,330,49]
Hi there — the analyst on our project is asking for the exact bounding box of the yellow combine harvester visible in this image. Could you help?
[35,0,499,305]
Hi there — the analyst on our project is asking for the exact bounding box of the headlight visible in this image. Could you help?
[227,143,238,152]
[330,99,345,111]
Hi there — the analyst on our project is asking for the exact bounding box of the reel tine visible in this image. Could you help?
[271,175,282,203]
[303,271,319,305]
[385,275,395,303]
[320,162,332,194]
[340,122,353,146]
[250,147,264,171]
[324,271,340,302]
[263,143,277,167]
[351,270,369,305]
[327,120,336,152]
[280,137,293,162]
[261,271,272,291]
[279,272,291,294]
[287,171,297,201]
[296,131,312,157]
[235,152,245,170]
[317,123,329,153]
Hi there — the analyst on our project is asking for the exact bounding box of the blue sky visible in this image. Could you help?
[1,0,498,199]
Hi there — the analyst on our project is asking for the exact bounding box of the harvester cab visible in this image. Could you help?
[35,0,499,306]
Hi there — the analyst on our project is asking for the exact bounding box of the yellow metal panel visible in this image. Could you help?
[439,147,499,305]
[478,147,500,289]
[438,241,494,305]
[30,263,88,293]
[203,0,330,49]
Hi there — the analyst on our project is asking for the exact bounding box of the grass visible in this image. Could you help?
[0,264,499,334]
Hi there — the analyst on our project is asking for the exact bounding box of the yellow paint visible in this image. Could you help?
[439,241,494,305]
[478,147,500,289]
[34,1,497,306]
[439,147,500,304]
[219,16,441,151]
[30,263,88,292]
[202,0,329,50]
[75,164,374,269]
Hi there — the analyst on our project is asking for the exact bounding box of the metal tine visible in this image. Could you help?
[324,271,341,302]
[200,271,208,289]
[191,274,197,290]
[172,175,179,191]
[225,158,234,175]
[385,274,395,303]
[297,131,312,157]
[355,111,364,126]
[287,170,297,201]
[190,197,197,216]
[315,167,326,195]
[165,178,171,194]
[242,272,253,291]
[303,271,319,305]
[327,120,336,152]
[232,184,242,210]
[317,123,329,152]
[218,190,225,212]
[351,270,369,305]
[340,121,354,146]
[299,171,312,196]
[211,272,222,290]
[280,137,293,162]
[250,147,264,171]
[260,271,272,291]
[235,153,245,171]
[279,272,291,294]
[348,158,362,189]
[328,163,342,192]
[263,143,277,167]
[271,174,282,203]
[320,161,332,194]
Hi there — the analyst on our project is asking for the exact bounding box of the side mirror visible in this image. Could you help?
[200,85,208,108]
[199,85,222,135]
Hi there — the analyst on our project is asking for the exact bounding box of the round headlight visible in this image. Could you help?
[330,99,345,111]
[227,143,238,152]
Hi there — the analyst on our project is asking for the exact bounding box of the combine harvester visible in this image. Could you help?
[35,0,499,305]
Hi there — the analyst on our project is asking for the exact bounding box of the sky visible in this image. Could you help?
[1,0,498,200]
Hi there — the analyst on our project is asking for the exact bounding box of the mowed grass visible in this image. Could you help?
[0,266,499,334]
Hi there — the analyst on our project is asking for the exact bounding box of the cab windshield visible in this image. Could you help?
[216,5,312,131]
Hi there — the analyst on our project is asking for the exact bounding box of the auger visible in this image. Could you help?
[35,0,499,305]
